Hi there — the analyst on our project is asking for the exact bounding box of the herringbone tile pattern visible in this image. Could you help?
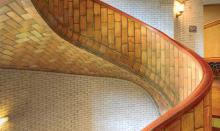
[0,0,169,112]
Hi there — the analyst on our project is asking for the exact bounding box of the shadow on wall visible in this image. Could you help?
[0,69,159,131]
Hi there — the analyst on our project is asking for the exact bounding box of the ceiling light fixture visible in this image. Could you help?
[175,1,185,18]
[0,117,8,126]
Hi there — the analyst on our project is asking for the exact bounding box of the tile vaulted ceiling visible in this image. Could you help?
[0,0,171,112]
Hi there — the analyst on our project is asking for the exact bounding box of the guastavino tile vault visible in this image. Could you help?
[0,0,216,131]
[0,0,170,111]
[0,0,165,130]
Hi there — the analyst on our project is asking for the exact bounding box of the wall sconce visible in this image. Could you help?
[175,1,184,18]
[0,117,8,126]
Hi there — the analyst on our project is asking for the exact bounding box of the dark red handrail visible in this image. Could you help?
[93,0,213,130]
[32,0,214,130]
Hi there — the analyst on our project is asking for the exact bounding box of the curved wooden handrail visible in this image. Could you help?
[143,60,213,130]
[31,0,213,130]
[94,0,215,64]
[78,1,214,129]
[95,0,198,52]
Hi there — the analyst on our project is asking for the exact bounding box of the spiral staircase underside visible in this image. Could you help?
[0,0,170,117]
[0,0,169,130]
[0,0,213,131]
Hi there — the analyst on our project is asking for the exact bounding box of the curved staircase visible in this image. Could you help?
[1,0,213,130]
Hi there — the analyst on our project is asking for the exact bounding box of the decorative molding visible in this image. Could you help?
[204,19,220,29]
